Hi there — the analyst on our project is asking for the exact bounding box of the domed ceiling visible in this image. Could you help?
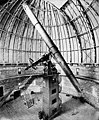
[0,0,99,64]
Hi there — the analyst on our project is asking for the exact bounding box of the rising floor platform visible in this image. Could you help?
[0,92,99,120]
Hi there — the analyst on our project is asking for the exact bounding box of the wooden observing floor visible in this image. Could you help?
[0,92,99,120]
[0,77,99,120]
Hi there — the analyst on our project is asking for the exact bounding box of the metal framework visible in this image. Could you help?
[0,0,99,64]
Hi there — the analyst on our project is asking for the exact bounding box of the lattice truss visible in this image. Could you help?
[0,0,99,64]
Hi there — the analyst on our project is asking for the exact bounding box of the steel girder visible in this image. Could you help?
[0,0,99,64]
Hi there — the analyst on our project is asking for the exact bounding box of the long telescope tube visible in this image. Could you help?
[22,3,99,111]
[22,3,82,93]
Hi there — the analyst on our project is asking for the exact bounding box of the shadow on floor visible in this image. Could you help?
[52,97,85,120]
[61,97,84,114]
